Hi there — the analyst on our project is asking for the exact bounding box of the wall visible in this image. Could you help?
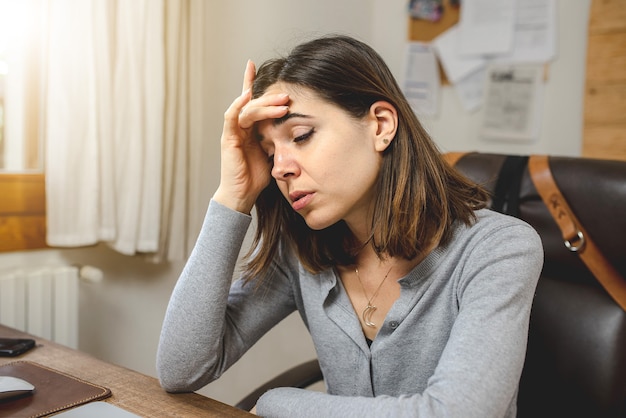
[0,0,591,407]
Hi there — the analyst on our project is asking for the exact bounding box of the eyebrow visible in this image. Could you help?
[256,112,312,142]
[272,112,311,126]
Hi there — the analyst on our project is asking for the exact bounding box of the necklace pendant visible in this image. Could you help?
[354,264,394,329]
[362,303,377,328]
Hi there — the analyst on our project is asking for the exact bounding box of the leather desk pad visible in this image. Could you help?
[0,361,111,417]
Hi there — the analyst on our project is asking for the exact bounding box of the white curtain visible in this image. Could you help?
[38,0,207,261]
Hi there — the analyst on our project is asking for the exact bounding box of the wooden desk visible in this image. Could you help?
[0,325,251,417]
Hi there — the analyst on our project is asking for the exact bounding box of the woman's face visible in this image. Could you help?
[256,83,387,233]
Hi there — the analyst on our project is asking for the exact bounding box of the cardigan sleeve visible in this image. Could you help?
[156,200,296,392]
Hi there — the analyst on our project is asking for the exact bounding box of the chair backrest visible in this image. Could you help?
[451,152,626,417]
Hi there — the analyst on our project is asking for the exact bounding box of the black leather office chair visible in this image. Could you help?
[236,153,626,417]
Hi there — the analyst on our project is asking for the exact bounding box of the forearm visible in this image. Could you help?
[256,389,478,418]
[157,200,252,391]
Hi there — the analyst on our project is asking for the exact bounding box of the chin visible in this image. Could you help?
[303,220,331,231]
[301,213,337,231]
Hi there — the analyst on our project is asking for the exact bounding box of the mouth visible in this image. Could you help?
[289,191,314,211]
[289,191,307,202]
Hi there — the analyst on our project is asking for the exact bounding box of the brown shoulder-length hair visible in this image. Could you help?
[242,35,487,280]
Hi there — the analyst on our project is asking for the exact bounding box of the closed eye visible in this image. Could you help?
[294,128,315,143]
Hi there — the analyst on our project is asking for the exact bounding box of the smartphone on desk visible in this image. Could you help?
[0,338,36,357]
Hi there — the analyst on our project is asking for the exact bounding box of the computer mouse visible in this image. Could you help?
[0,376,35,401]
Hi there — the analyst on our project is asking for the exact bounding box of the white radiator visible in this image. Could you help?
[0,266,79,349]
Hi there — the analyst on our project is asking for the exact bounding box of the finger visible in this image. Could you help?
[223,89,286,131]
[239,104,289,130]
[237,93,289,128]
[240,93,289,118]
[239,94,289,126]
[223,88,252,136]
[242,60,256,94]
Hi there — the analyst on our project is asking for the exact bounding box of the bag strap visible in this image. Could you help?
[492,156,529,217]
[528,155,626,311]
[442,152,468,167]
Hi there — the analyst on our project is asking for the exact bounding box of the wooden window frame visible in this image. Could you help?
[0,173,47,252]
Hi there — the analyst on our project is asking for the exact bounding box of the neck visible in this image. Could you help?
[353,239,438,280]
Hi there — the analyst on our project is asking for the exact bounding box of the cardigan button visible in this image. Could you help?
[389,321,399,329]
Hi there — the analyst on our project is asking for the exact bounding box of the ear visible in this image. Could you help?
[369,101,398,152]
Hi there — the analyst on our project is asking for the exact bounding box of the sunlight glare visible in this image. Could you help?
[0,0,29,56]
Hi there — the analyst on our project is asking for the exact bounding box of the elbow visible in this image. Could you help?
[156,335,225,393]
[159,379,190,394]
[157,366,189,393]
[156,354,219,393]
[156,353,195,393]
[159,381,181,394]
[157,369,203,394]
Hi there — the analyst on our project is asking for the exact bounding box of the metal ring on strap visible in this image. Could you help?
[564,230,585,252]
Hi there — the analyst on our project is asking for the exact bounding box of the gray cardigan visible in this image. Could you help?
[157,200,543,417]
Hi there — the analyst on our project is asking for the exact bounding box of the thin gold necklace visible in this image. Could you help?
[354,265,393,328]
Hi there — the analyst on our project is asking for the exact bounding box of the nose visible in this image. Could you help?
[271,146,300,180]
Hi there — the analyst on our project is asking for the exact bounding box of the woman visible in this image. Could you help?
[157,35,543,417]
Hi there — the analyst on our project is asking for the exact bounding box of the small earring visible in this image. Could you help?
[383,138,390,144]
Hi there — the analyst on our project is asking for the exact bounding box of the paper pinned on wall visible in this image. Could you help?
[495,0,557,64]
[454,66,486,113]
[404,42,441,116]
[413,0,557,118]
[432,25,487,84]
[480,63,545,142]
[403,42,441,117]
[457,0,517,57]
